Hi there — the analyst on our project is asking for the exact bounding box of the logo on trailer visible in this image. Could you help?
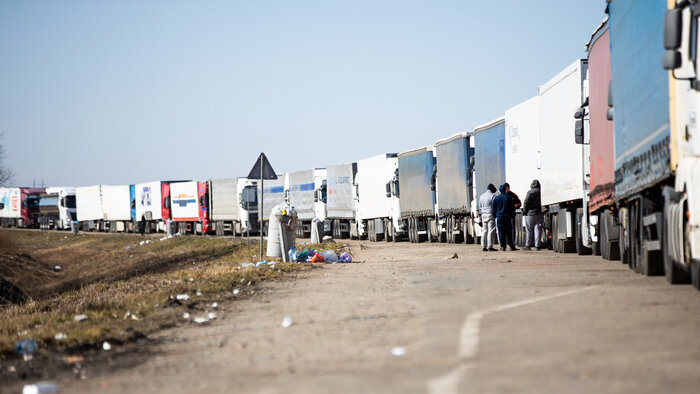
[173,194,196,207]
[142,186,152,207]
[10,195,19,212]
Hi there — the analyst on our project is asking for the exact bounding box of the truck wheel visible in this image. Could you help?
[662,187,691,284]
[575,208,592,255]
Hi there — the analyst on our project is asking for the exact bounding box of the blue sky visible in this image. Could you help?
[1,1,606,187]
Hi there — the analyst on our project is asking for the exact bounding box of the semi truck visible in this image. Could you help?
[351,153,405,241]
[604,0,672,276]
[0,187,44,228]
[578,18,619,261]
[134,181,178,233]
[504,97,541,246]
[354,153,403,241]
[660,0,700,287]
[286,168,327,238]
[208,177,259,236]
[326,162,357,239]
[170,181,212,235]
[101,185,132,232]
[434,132,476,244]
[398,147,435,243]
[37,187,76,230]
[538,59,590,253]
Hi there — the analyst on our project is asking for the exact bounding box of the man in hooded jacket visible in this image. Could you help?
[522,179,543,250]
[478,184,498,251]
[492,184,518,251]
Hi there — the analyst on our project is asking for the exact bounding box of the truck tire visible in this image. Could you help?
[575,208,592,255]
[662,187,691,284]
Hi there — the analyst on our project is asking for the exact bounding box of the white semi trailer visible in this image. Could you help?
[326,163,356,239]
[538,59,590,253]
[76,185,103,231]
[258,174,286,235]
[101,185,132,232]
[286,168,327,238]
[504,96,541,246]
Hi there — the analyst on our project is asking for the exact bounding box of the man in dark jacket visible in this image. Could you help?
[504,182,522,243]
[492,184,518,251]
[503,182,521,209]
[522,179,543,250]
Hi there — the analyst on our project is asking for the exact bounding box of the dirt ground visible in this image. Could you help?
[5,238,700,393]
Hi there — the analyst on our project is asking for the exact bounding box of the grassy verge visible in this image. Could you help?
[0,229,345,358]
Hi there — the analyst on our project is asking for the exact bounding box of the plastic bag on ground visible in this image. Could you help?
[339,252,353,263]
[298,249,309,262]
[322,250,338,263]
[310,253,325,263]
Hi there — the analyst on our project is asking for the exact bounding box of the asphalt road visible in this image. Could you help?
[45,240,700,393]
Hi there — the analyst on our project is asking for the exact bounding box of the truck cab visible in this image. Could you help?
[663,0,700,287]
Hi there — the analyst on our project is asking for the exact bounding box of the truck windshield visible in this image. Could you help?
[242,186,258,210]
[65,195,76,209]
[25,196,40,210]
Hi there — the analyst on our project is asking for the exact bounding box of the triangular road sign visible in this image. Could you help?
[247,152,278,180]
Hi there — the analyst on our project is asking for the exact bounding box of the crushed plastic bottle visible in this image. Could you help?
[288,245,298,262]
[176,294,190,301]
[15,339,38,356]
[255,261,267,267]
[22,381,60,394]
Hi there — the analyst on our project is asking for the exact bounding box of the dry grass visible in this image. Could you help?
[0,229,345,357]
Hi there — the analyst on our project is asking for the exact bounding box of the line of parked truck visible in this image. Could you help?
[2,1,699,290]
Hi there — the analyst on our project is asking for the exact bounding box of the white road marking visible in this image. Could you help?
[427,286,596,394]
[426,363,474,394]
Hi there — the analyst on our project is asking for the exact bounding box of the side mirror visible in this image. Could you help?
[574,108,584,119]
[607,108,614,121]
[385,182,391,198]
[574,119,584,144]
[665,8,682,50]
[608,80,613,108]
[469,156,475,166]
[663,50,682,70]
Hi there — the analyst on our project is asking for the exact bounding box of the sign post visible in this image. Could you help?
[247,153,278,259]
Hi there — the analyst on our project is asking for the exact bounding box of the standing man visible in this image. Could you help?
[492,184,518,251]
[504,182,522,244]
[522,179,543,250]
[478,184,498,252]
